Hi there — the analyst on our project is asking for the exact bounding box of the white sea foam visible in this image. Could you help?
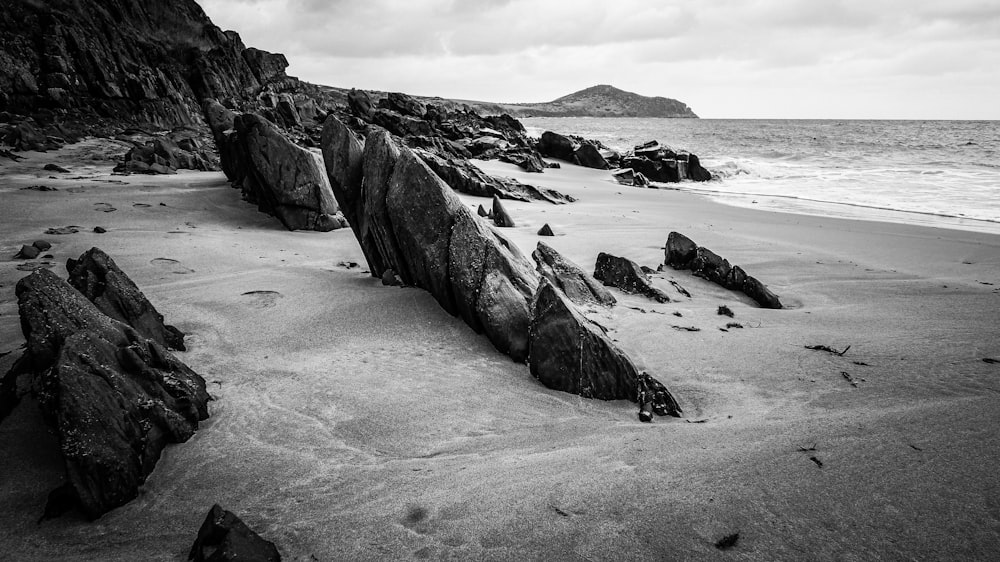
[522,118,1000,235]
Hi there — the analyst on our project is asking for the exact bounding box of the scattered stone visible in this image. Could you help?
[381,269,402,286]
[805,344,851,356]
[67,247,186,350]
[532,242,616,307]
[593,252,671,303]
[21,185,58,192]
[726,322,743,329]
[717,305,734,317]
[672,325,701,332]
[492,195,515,227]
[664,231,782,309]
[612,168,636,186]
[32,240,52,251]
[538,131,577,162]
[528,279,681,416]
[669,280,691,298]
[715,532,740,550]
[189,504,281,562]
[93,226,107,233]
[477,204,489,217]
[43,163,70,173]
[14,245,41,259]
[537,223,554,236]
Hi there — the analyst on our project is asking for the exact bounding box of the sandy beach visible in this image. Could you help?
[2,142,999,560]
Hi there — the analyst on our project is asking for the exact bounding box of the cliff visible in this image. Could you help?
[0,0,293,135]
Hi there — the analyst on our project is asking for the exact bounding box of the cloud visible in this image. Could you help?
[198,0,1000,118]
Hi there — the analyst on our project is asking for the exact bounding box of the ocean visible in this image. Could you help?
[521,118,1000,235]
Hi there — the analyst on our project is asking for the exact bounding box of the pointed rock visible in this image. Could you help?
[528,280,681,416]
[189,504,281,562]
[477,204,489,217]
[663,232,782,308]
[533,242,615,307]
[492,195,515,227]
[593,252,671,303]
[537,223,554,236]
[67,247,186,350]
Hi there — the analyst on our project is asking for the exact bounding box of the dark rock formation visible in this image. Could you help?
[574,143,610,170]
[0,0,294,138]
[492,195,515,227]
[115,130,218,174]
[379,92,425,118]
[532,242,616,307]
[538,131,577,162]
[499,147,547,173]
[415,149,572,204]
[189,504,281,562]
[347,88,374,120]
[617,141,712,183]
[593,252,671,303]
[322,115,682,412]
[537,223,554,236]
[206,106,346,231]
[664,232,783,309]
[67,247,186,350]
[4,267,209,519]
[528,279,681,417]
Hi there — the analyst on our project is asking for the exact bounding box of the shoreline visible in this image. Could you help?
[2,144,999,560]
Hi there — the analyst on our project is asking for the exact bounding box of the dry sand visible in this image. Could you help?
[1,141,999,560]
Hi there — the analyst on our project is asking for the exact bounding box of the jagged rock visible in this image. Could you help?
[381,269,401,286]
[574,143,610,170]
[634,171,650,187]
[528,279,680,416]
[593,252,671,303]
[380,92,426,118]
[67,247,186,351]
[321,117,540,361]
[492,195,515,227]
[44,163,70,173]
[477,204,489,217]
[274,93,301,128]
[499,147,546,173]
[688,153,712,181]
[241,47,289,85]
[532,242,616,307]
[5,268,209,519]
[415,148,572,204]
[219,111,345,231]
[538,131,577,161]
[372,109,434,138]
[664,232,782,309]
[189,504,281,562]
[347,88,374,120]
[33,240,52,251]
[612,168,636,186]
[538,223,554,236]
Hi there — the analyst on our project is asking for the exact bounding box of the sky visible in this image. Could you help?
[197,0,1000,119]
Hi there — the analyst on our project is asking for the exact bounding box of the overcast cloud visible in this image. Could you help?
[198,0,1000,118]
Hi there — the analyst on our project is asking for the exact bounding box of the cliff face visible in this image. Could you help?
[487,85,698,118]
[0,0,291,132]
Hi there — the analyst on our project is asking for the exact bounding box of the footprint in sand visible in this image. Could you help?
[44,226,80,235]
[150,257,195,274]
[240,290,282,308]
[94,202,116,213]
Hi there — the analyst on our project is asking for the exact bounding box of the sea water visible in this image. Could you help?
[522,118,1000,235]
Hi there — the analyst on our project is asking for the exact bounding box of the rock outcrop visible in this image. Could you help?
[321,116,681,415]
[533,242,616,307]
[2,265,209,519]
[618,140,712,183]
[189,504,282,562]
[67,247,186,350]
[114,129,218,174]
[414,148,572,204]
[205,102,346,231]
[664,231,783,309]
[528,279,681,417]
[0,0,295,140]
[594,252,671,303]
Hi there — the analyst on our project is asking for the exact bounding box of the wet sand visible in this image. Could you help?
[1,142,999,560]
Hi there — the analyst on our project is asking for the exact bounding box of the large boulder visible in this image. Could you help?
[347,88,374,120]
[538,131,577,162]
[67,247,186,350]
[6,268,210,519]
[227,112,346,231]
[189,504,281,562]
[664,232,783,309]
[532,242,616,307]
[379,92,426,118]
[528,280,681,417]
[573,143,610,170]
[594,252,671,303]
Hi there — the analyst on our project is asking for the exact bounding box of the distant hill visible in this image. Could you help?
[473,85,699,118]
